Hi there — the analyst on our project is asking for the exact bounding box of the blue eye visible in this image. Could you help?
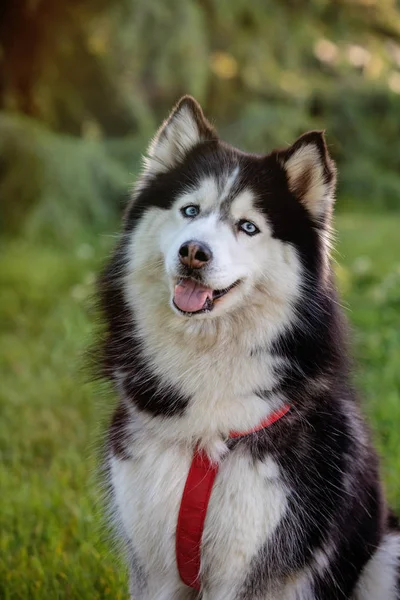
[181,205,200,218]
[238,220,260,236]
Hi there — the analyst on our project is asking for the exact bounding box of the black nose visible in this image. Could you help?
[179,241,212,269]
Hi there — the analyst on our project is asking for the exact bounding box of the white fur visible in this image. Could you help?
[219,165,240,201]
[354,533,400,600]
[201,450,288,599]
[110,441,195,599]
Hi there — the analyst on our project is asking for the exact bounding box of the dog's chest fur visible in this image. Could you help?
[110,430,289,597]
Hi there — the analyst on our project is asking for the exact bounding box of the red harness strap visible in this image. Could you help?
[176,404,291,590]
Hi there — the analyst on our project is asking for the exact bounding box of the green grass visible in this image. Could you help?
[1,213,399,599]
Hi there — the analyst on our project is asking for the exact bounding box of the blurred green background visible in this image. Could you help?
[1,1,400,598]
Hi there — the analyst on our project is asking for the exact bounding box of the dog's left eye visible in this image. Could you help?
[238,220,260,236]
[181,205,200,218]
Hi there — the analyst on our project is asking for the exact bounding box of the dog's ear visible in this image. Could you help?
[279,131,336,221]
[143,96,217,176]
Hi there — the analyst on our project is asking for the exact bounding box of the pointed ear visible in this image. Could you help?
[143,96,217,176]
[279,131,336,221]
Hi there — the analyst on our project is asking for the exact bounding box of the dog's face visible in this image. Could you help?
[161,179,282,318]
[124,96,336,325]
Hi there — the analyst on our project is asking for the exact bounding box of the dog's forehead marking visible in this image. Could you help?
[219,166,240,202]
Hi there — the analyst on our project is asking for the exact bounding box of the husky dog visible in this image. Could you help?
[99,96,400,599]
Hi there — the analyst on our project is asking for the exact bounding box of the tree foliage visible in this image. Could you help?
[1,0,400,237]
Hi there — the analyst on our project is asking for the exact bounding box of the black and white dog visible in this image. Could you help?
[99,96,400,599]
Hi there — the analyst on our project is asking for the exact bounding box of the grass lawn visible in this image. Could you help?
[1,212,399,599]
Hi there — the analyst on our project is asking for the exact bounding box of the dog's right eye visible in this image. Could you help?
[181,205,200,218]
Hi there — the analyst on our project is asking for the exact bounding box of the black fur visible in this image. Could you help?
[231,394,383,598]
[98,241,190,418]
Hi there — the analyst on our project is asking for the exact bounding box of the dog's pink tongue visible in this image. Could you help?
[174,279,213,312]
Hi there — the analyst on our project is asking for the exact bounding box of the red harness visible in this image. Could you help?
[175,404,291,590]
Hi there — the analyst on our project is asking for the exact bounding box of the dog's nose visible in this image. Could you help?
[179,241,212,269]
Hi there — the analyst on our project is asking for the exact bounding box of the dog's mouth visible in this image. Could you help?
[173,277,240,315]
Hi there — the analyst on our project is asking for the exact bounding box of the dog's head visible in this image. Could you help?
[122,96,336,326]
